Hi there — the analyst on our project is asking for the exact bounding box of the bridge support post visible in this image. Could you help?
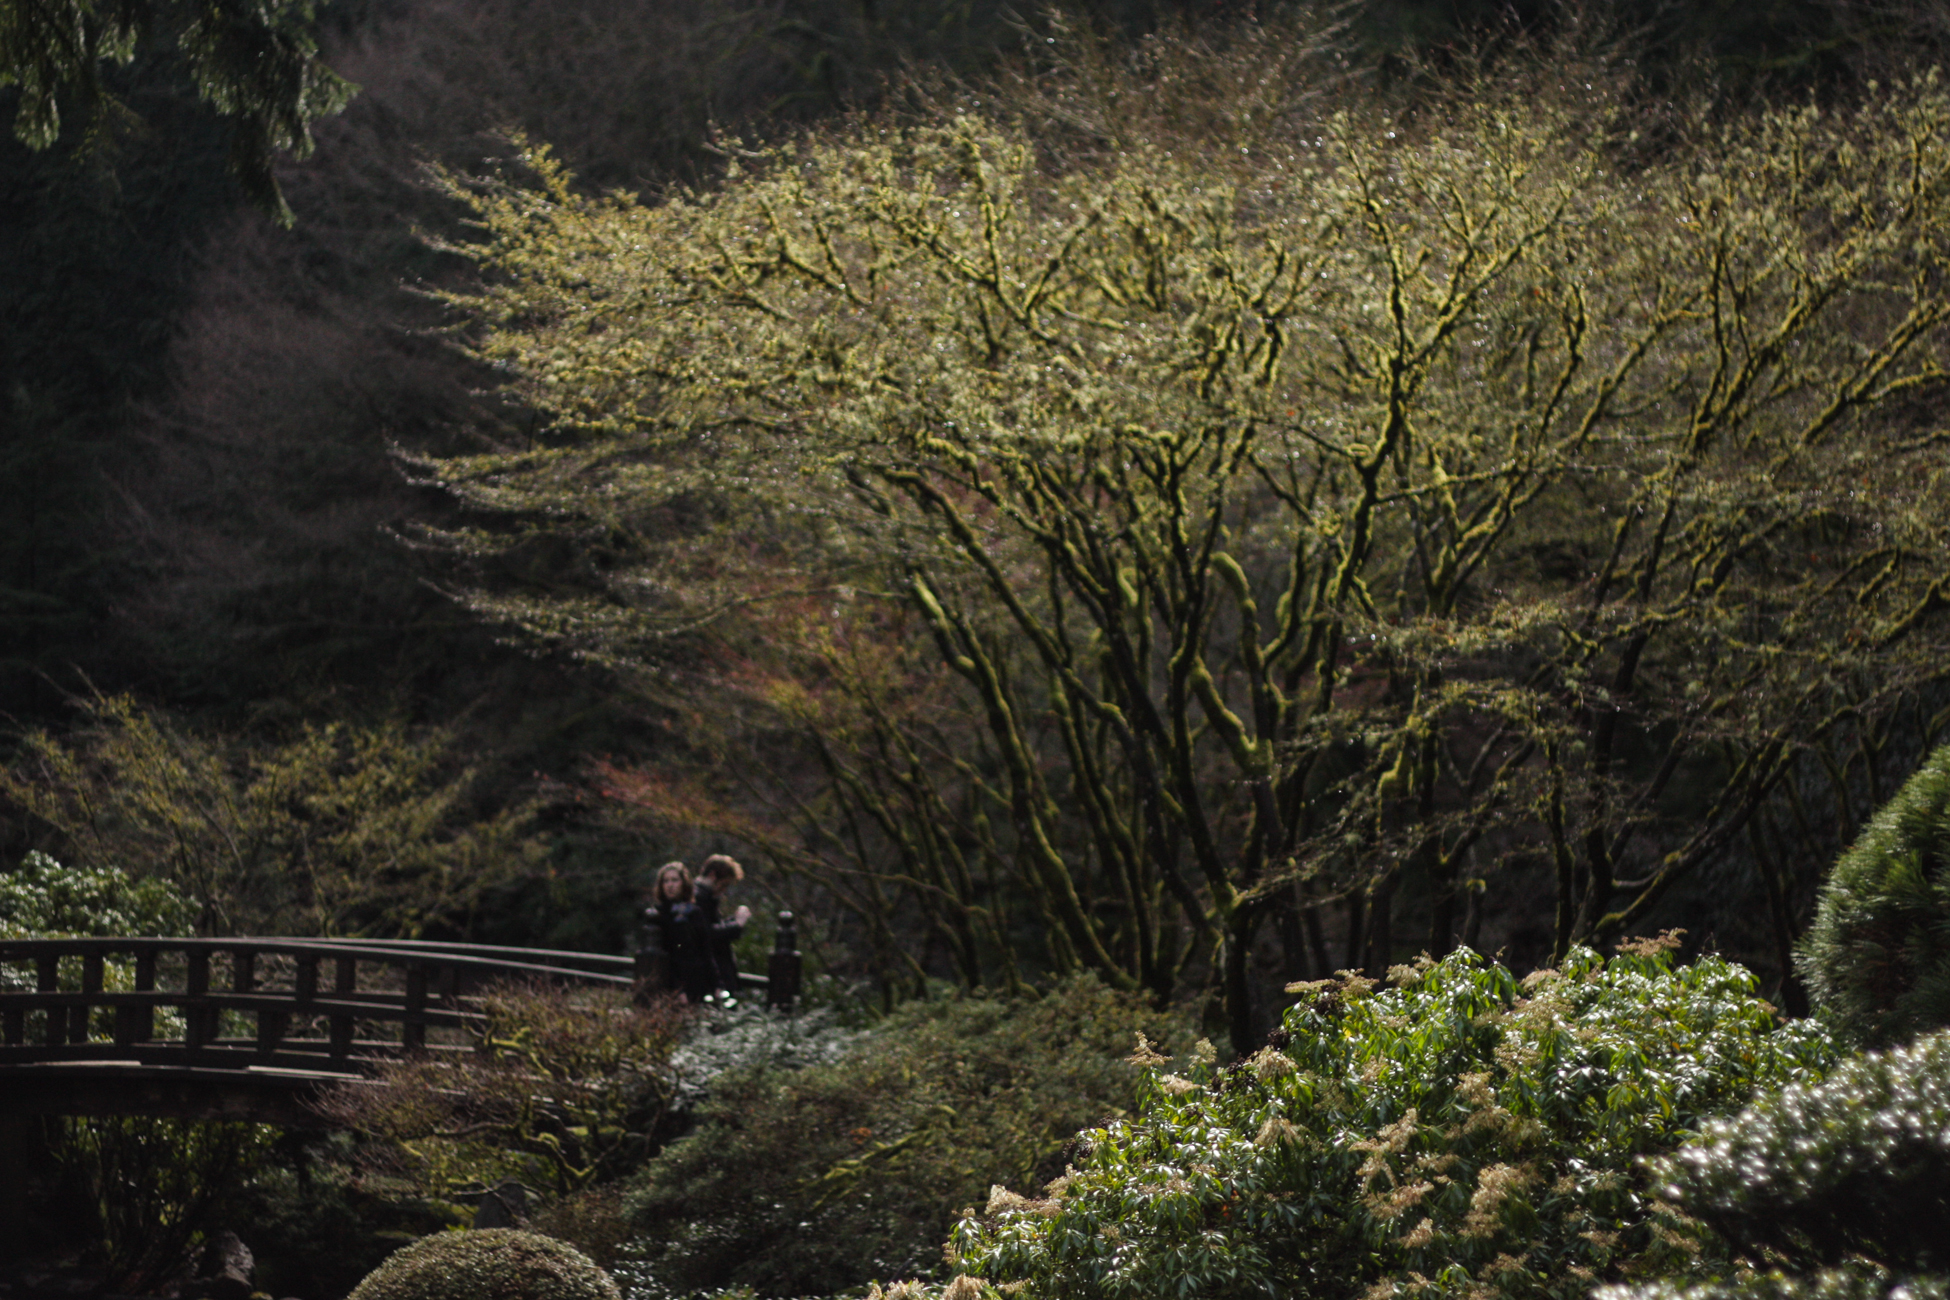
[0,1110,32,1261]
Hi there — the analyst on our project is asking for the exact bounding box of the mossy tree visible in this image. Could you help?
[414,22,1950,1048]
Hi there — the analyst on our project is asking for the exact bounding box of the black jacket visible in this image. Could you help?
[691,880,744,993]
[647,899,715,1002]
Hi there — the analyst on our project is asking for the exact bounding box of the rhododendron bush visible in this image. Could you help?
[950,943,1835,1300]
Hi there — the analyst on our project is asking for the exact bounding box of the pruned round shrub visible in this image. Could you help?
[1647,1027,1950,1273]
[347,1229,620,1300]
[1799,743,1950,1047]
[614,975,1190,1298]
[951,944,1836,1300]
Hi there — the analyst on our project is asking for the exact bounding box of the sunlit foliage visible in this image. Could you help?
[947,943,1835,1300]
[0,693,545,936]
[1643,1026,1950,1277]
[418,18,1950,1044]
[0,0,354,216]
[0,849,195,941]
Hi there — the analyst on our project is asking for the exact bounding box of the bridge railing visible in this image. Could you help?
[0,917,802,1077]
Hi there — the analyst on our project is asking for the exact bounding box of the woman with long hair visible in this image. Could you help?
[643,861,715,1002]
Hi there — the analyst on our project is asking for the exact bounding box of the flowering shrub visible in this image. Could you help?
[0,850,196,943]
[950,943,1836,1300]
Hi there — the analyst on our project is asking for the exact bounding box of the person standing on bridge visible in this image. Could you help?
[694,855,752,1006]
[645,862,716,1003]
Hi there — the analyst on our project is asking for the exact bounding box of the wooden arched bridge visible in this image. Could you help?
[0,915,802,1126]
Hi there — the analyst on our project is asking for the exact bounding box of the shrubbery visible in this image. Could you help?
[1599,1269,1948,1300]
[950,943,1835,1300]
[315,982,693,1203]
[0,850,195,942]
[1633,1028,1950,1286]
[1799,743,1950,1047]
[614,976,1191,1298]
[347,1228,620,1300]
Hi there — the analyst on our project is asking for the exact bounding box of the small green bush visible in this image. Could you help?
[1646,1027,1950,1273]
[950,944,1836,1300]
[1799,743,1950,1047]
[614,975,1190,1298]
[347,1229,620,1300]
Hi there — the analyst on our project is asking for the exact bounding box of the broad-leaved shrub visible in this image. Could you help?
[0,850,196,942]
[950,944,1835,1300]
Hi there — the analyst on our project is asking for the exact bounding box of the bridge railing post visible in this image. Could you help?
[402,963,427,1052]
[767,912,802,1012]
[329,956,355,1062]
[78,953,102,1045]
[185,948,211,1054]
[283,950,315,1058]
[36,954,60,1048]
[118,949,156,1046]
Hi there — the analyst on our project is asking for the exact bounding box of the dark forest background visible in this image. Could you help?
[4,0,1943,1012]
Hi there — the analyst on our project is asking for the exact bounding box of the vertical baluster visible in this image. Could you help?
[78,952,103,1045]
[117,949,155,1047]
[233,947,264,1054]
[287,953,317,1060]
[134,950,156,1044]
[185,949,211,1053]
[2,949,19,1044]
[36,953,62,1048]
[330,956,356,1062]
[255,949,286,1057]
[402,963,427,1052]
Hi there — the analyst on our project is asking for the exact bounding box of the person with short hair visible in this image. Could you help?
[643,861,715,1003]
[693,854,752,1005]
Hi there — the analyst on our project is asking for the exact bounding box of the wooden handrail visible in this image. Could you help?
[0,921,804,1078]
